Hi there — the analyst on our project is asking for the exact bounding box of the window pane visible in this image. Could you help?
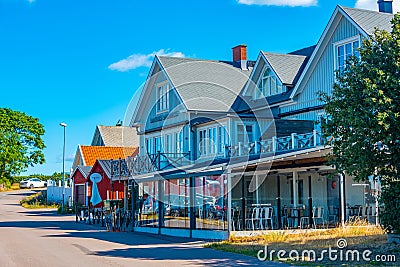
[338,45,344,57]
[271,77,277,94]
[265,77,271,96]
[345,43,352,58]
[237,125,245,144]
[277,83,283,94]
[246,125,254,143]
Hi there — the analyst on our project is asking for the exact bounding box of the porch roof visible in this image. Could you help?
[128,146,332,182]
[229,146,331,173]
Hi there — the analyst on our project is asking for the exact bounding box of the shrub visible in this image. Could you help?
[380,181,400,235]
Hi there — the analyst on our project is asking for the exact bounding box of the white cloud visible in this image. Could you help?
[108,49,185,72]
[237,0,317,7]
[355,0,400,12]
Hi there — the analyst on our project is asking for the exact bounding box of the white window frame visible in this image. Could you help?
[333,35,361,73]
[254,66,284,99]
[236,122,255,145]
[197,123,228,157]
[156,82,169,113]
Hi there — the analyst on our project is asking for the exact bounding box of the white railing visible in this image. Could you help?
[111,152,190,178]
[228,130,323,157]
[111,131,324,178]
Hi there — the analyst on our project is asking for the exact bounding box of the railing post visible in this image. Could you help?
[313,130,318,147]
[272,136,276,152]
[291,133,297,150]
[254,140,259,154]
[238,142,242,157]
[157,151,161,171]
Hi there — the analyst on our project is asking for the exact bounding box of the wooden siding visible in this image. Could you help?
[144,70,187,133]
[274,120,314,137]
[280,16,361,122]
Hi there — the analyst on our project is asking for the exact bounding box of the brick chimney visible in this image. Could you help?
[378,0,393,14]
[232,44,247,70]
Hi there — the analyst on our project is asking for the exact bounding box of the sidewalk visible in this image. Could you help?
[72,216,292,267]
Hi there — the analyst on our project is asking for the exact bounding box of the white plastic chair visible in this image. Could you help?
[263,207,274,230]
[251,207,261,231]
[312,206,326,228]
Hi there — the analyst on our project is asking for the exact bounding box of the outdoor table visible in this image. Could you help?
[251,203,271,207]
[291,206,305,228]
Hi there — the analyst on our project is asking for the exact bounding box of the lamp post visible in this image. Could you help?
[60,122,67,213]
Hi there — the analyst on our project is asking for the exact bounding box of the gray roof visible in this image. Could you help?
[157,56,251,112]
[71,165,92,179]
[79,166,92,177]
[92,125,139,147]
[97,159,112,178]
[340,6,393,35]
[262,52,307,85]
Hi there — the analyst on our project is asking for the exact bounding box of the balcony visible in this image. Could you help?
[228,130,324,157]
[111,152,190,178]
[111,131,324,178]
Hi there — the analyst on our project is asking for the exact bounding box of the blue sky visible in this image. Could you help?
[0,0,395,176]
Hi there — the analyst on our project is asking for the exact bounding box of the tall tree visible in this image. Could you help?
[320,14,400,233]
[0,108,45,182]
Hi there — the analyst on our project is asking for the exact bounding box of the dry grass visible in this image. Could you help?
[20,191,59,209]
[10,183,20,190]
[206,223,400,266]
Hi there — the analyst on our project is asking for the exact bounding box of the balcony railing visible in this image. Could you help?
[111,131,324,178]
[111,152,190,178]
[227,130,323,157]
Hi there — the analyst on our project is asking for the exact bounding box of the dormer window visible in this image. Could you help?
[335,36,360,73]
[255,67,284,99]
[156,82,169,112]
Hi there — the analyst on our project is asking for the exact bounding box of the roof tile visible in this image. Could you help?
[80,146,138,166]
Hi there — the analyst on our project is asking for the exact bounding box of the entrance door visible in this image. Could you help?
[327,176,340,220]
[76,185,85,205]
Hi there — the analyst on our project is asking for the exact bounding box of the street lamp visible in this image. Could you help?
[60,122,67,213]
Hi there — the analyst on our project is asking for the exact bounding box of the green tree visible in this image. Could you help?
[0,108,45,185]
[320,14,400,233]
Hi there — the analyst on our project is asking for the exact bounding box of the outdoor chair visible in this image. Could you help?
[312,206,326,229]
[361,206,373,223]
[251,207,262,231]
[348,205,362,222]
[281,206,289,229]
[328,206,338,226]
[245,208,254,230]
[262,207,274,230]
[287,208,298,229]
[231,208,237,231]
[300,209,310,229]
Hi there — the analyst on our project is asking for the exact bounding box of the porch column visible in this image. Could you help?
[189,176,196,236]
[227,172,232,232]
[85,182,89,207]
[158,180,164,233]
[339,173,346,227]
[308,175,313,228]
[276,175,282,229]
[131,180,136,230]
[293,171,298,207]
[123,180,128,210]
[256,174,259,205]
[241,176,246,230]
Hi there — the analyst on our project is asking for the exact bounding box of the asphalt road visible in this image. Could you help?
[0,190,290,267]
